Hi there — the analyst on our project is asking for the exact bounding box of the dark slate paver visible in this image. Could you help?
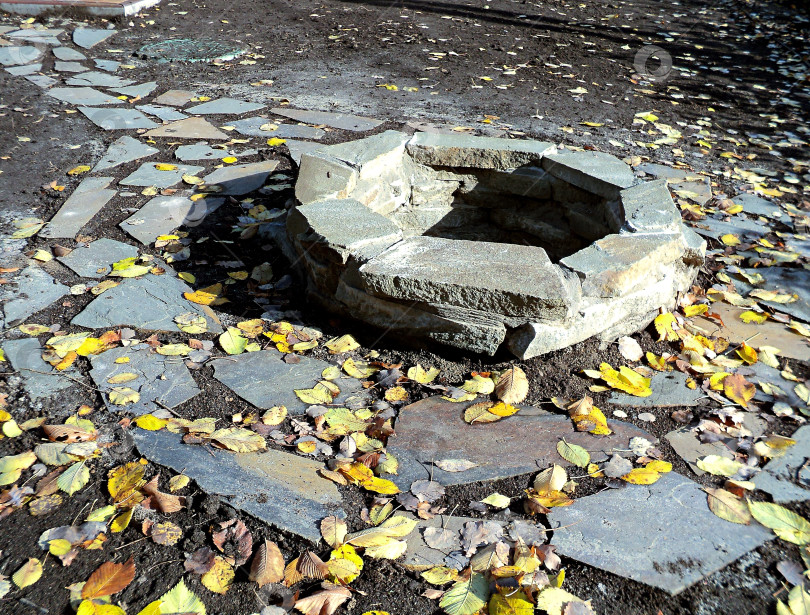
[119,195,224,244]
[48,87,123,106]
[137,105,188,122]
[54,47,87,62]
[609,371,702,407]
[119,162,204,188]
[186,97,265,115]
[143,117,229,140]
[92,135,159,173]
[0,46,44,66]
[78,107,158,131]
[226,116,325,140]
[58,238,139,278]
[0,266,69,328]
[270,107,384,132]
[66,71,134,88]
[2,338,72,400]
[753,425,810,503]
[73,28,116,49]
[41,176,115,239]
[200,160,279,195]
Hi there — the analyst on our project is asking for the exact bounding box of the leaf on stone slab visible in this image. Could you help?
[12,558,42,589]
[175,312,208,334]
[219,327,248,355]
[603,455,633,479]
[210,427,266,453]
[262,406,288,426]
[250,539,285,587]
[159,579,206,615]
[342,358,378,379]
[598,363,652,397]
[134,414,168,431]
[620,467,661,485]
[556,441,590,468]
[422,566,458,585]
[423,527,458,551]
[201,556,234,595]
[489,591,535,615]
[364,539,408,560]
[705,488,751,525]
[81,557,135,599]
[408,364,441,384]
[747,501,810,545]
[723,373,756,408]
[439,573,489,615]
[696,455,744,477]
[294,584,351,615]
[566,397,611,436]
[109,387,140,406]
[412,480,445,503]
[184,283,223,306]
[294,385,334,406]
[481,493,511,509]
[654,312,680,342]
[435,459,478,473]
[460,520,504,557]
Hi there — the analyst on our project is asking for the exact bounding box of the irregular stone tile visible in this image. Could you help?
[742,361,806,410]
[53,47,86,61]
[66,71,134,88]
[200,160,279,195]
[0,265,69,327]
[734,266,810,324]
[144,117,228,140]
[609,371,702,407]
[48,87,123,106]
[92,135,159,173]
[186,97,265,115]
[689,215,767,241]
[211,349,366,415]
[58,238,138,278]
[0,45,44,66]
[89,344,200,415]
[664,426,734,476]
[41,177,115,238]
[119,162,204,188]
[94,59,120,72]
[173,142,229,162]
[133,429,344,543]
[53,61,87,73]
[112,81,157,98]
[271,107,384,132]
[637,162,693,181]
[26,75,56,88]
[2,338,72,400]
[286,140,325,165]
[154,89,197,106]
[7,28,63,43]
[120,195,224,244]
[670,178,713,206]
[73,28,116,49]
[137,105,188,122]
[226,116,325,140]
[5,62,41,76]
[732,193,788,221]
[548,472,773,594]
[542,150,635,199]
[71,269,222,333]
[753,425,810,503]
[385,396,654,488]
[403,514,505,570]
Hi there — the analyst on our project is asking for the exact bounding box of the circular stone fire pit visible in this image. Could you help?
[282,131,705,358]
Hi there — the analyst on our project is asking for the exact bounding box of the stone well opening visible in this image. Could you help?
[277,131,706,359]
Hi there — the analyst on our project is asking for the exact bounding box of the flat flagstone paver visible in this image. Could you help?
[26,75,56,88]
[48,87,124,106]
[112,81,157,98]
[211,349,366,414]
[137,105,188,122]
[403,514,506,570]
[53,47,86,61]
[732,193,788,221]
[41,176,115,238]
[154,89,197,106]
[58,238,138,278]
[0,265,69,327]
[119,162,204,188]
[174,142,229,162]
[271,107,384,132]
[144,117,228,140]
[120,195,225,244]
[548,471,773,595]
[0,45,44,66]
[73,28,116,49]
[609,371,702,407]
[89,344,200,415]
[5,62,42,76]
[54,61,87,73]
[186,97,265,115]
[71,269,223,333]
[753,425,810,503]
[734,266,810,324]
[226,116,325,140]
[92,135,159,172]
[199,160,279,195]
[94,59,120,72]
[79,106,159,130]
[2,338,72,400]
[133,429,344,542]
[689,215,767,241]
[385,396,654,488]
[7,28,63,45]
[67,71,134,88]
[664,426,735,476]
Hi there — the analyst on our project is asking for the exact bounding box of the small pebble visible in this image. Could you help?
[612,409,628,418]
[638,412,656,422]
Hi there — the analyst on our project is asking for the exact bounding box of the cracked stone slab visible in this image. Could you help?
[144,117,228,140]
[186,97,265,115]
[753,425,810,503]
[2,338,72,400]
[93,135,159,173]
[211,349,366,415]
[54,61,87,73]
[664,426,735,476]
[53,47,86,61]
[71,270,223,333]
[112,82,158,98]
[407,132,555,170]
[94,59,120,72]
[174,142,229,162]
[5,62,42,76]
[0,46,44,66]
[41,176,115,238]
[66,71,134,88]
[226,116,325,140]
[609,371,702,407]
[133,429,343,543]
[0,265,69,328]
[542,150,635,199]
[58,238,139,278]
[6,28,63,45]
[48,87,124,106]
[137,105,188,122]
[73,28,116,49]
[271,107,383,132]
[548,471,773,595]
[89,344,200,415]
[385,396,655,489]
[119,162,204,188]
[200,160,279,195]
[78,107,158,131]
[120,195,225,244]
[154,89,197,106]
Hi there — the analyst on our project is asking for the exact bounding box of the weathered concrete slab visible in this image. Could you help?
[41,176,115,238]
[92,135,159,173]
[543,150,635,199]
[0,45,43,66]
[186,97,265,115]
[137,105,188,122]
[227,116,325,140]
[66,71,134,88]
[200,160,278,195]
[386,396,654,488]
[78,107,158,131]
[144,117,228,140]
[134,429,343,543]
[407,132,555,170]
[119,162,204,188]
[90,344,200,415]
[2,338,72,400]
[548,472,773,594]
[73,28,116,49]
[58,238,138,278]
[664,427,735,476]
[48,86,123,106]
[0,265,69,328]
[211,349,365,415]
[753,425,810,503]
[609,371,702,407]
[120,195,224,244]
[271,107,383,132]
[154,89,197,106]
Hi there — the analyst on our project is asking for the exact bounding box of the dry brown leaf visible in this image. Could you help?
[495,366,529,405]
[142,476,185,513]
[297,551,328,580]
[211,518,253,567]
[81,557,136,599]
[249,539,285,587]
[42,424,96,443]
[294,584,351,615]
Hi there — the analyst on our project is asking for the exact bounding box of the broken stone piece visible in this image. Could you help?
[200,160,279,195]
[42,177,116,239]
[2,338,72,400]
[92,135,159,173]
[0,265,69,328]
[58,238,138,278]
[143,117,229,140]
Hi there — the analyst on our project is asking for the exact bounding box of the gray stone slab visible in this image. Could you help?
[5,62,41,76]
[200,160,279,195]
[609,371,702,407]
[664,427,735,476]
[286,140,326,165]
[154,89,197,106]
[73,28,116,49]
[638,162,692,181]
[735,267,810,324]
[548,472,773,594]
[133,429,343,543]
[542,150,636,199]
[137,105,188,122]
[688,215,767,240]
[211,349,365,415]
[7,28,63,43]
[271,107,383,132]
[0,45,44,66]
[54,61,87,73]
[93,135,159,173]
[2,338,72,400]
[186,97,265,115]
[120,195,224,244]
[670,178,713,206]
[144,117,228,140]
[53,47,86,61]
[58,238,139,278]
[0,266,69,328]
[173,142,229,162]
[403,514,505,570]
[753,425,810,503]
[89,344,200,415]
[226,116,325,140]
[67,71,134,88]
[619,179,682,233]
[71,270,223,333]
[119,162,204,188]
[26,75,56,88]
[48,87,123,106]
[111,82,157,98]
[94,59,120,72]
[731,193,788,221]
[386,396,655,489]
[41,176,115,238]
[408,132,556,171]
